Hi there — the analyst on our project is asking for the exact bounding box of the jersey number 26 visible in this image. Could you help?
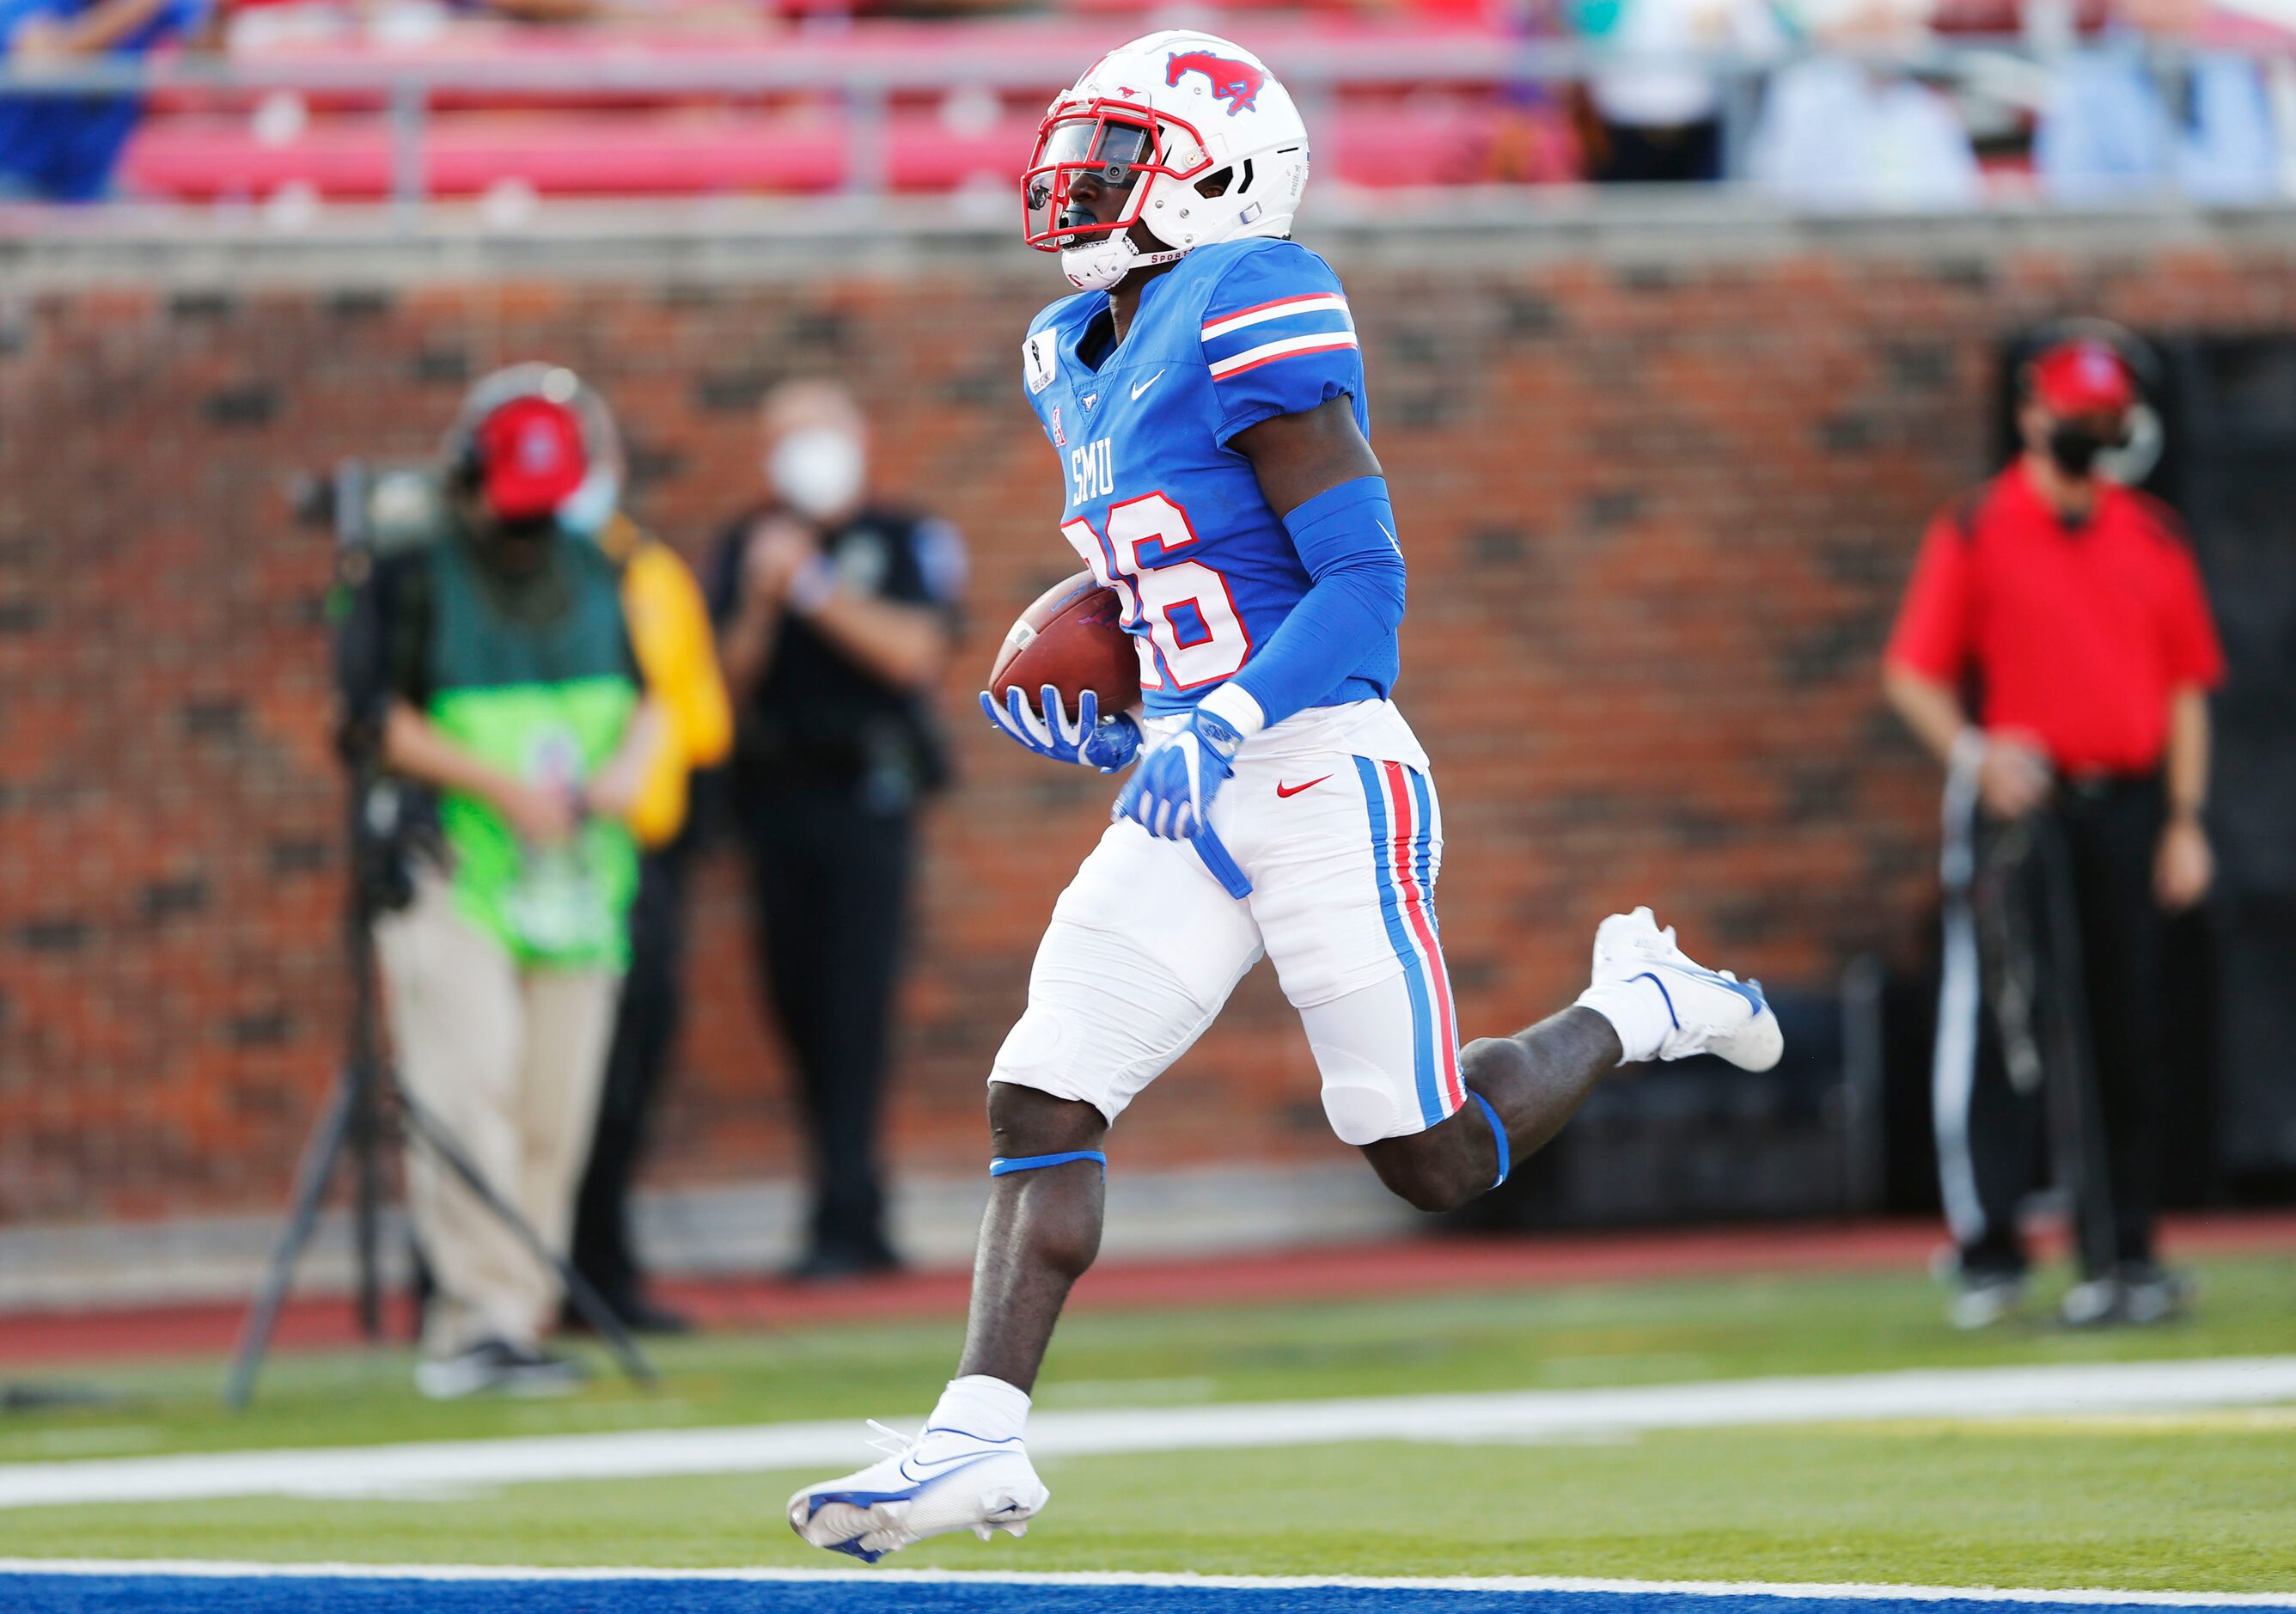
[1062,492,1252,693]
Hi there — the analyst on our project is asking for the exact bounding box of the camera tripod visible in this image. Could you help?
[224,782,656,1409]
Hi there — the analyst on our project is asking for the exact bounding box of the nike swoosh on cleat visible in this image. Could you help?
[1275,776,1332,798]
[1131,369,1166,401]
[896,1452,998,1487]
[1640,959,1768,1017]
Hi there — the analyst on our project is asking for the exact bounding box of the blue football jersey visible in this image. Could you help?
[1020,238,1399,719]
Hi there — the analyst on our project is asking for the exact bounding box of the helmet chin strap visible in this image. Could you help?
[1059,226,1182,292]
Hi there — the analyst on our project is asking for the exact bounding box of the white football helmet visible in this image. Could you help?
[1022,31,1311,292]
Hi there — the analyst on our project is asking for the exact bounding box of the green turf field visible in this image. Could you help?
[4,1253,2293,1589]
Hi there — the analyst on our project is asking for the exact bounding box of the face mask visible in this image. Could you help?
[558,464,620,536]
[2047,423,2111,479]
[769,427,865,521]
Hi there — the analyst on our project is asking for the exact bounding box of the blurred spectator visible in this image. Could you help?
[461,0,606,27]
[367,386,662,1397]
[2035,0,2275,204]
[709,380,963,1282]
[567,504,734,1337]
[0,0,208,202]
[1748,0,1981,209]
[1574,0,1784,181]
[1883,337,2222,1332]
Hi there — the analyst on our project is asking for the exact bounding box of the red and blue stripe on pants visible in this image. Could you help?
[1353,756,1463,1129]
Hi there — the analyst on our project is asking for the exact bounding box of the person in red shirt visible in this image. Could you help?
[1884,336,2224,1330]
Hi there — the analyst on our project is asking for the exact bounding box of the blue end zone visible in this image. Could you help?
[6,1575,2287,1614]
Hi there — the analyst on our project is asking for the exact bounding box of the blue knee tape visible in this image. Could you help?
[1468,1091,1510,1190]
[989,1150,1108,1177]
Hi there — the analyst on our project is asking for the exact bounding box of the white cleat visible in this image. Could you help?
[788,1420,1049,1563]
[1588,906,1784,1072]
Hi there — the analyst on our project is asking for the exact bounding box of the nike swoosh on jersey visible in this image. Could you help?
[1275,776,1333,798]
[1131,369,1166,402]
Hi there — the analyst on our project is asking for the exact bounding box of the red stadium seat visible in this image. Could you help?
[118,19,1543,202]
[121,101,1507,200]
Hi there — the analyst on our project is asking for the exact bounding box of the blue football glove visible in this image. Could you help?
[980,684,1141,773]
[1114,706,1245,841]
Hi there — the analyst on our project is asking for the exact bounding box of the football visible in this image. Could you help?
[987,568,1141,718]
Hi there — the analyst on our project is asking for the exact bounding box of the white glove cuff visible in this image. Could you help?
[1198,682,1267,739]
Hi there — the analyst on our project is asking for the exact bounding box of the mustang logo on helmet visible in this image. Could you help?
[1166,50,1266,115]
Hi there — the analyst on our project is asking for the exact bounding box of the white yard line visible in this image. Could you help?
[3,1355,2294,1511]
[2,1561,2294,1605]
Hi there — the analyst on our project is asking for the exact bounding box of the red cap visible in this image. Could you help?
[474,395,588,521]
[2030,339,2135,417]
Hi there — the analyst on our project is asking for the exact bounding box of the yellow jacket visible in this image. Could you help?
[602,515,734,849]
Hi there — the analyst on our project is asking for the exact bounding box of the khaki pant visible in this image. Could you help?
[375,871,620,1358]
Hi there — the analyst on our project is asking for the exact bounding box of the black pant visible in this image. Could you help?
[740,783,915,1257]
[1945,778,2168,1279]
[570,843,693,1308]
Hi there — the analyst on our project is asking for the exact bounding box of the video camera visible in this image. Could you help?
[290,456,453,557]
[292,458,457,920]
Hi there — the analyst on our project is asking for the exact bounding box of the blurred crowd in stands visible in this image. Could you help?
[3,0,2292,211]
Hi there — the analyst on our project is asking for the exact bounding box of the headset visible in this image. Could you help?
[2007,316,2167,490]
[441,362,626,523]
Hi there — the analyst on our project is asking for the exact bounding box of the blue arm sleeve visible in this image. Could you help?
[1228,476,1406,731]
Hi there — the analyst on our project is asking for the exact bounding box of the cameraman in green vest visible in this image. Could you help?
[368,388,662,1399]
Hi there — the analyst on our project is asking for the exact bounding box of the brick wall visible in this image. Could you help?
[3,214,2286,1225]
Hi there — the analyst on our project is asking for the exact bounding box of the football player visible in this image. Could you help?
[788,30,1782,1561]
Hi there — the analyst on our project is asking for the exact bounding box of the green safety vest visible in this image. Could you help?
[425,527,639,970]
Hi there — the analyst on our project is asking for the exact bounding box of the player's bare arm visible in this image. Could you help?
[1228,394,1382,517]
